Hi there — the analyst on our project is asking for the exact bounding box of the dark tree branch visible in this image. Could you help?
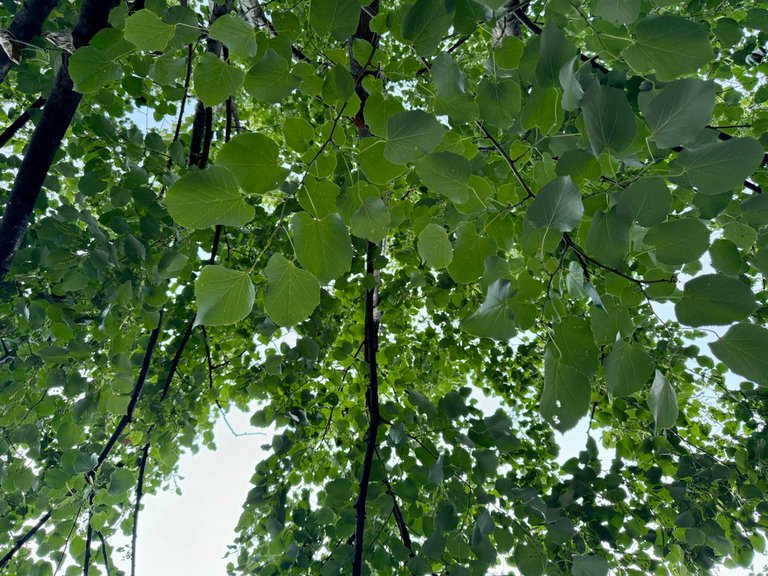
[352,241,381,576]
[0,510,52,570]
[0,0,60,84]
[171,44,195,146]
[83,490,95,576]
[0,97,46,147]
[563,233,675,285]
[130,442,150,576]
[0,0,120,281]
[90,310,164,477]
[159,317,195,401]
[53,507,82,576]
[476,121,534,198]
[96,531,111,576]
[238,0,309,61]
[375,448,413,553]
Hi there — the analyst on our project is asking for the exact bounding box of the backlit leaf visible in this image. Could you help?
[166,167,255,229]
[195,265,255,326]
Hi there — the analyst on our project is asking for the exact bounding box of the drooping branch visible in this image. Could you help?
[0,0,60,84]
[0,0,120,282]
[0,97,46,147]
[352,241,381,576]
[509,7,765,190]
[0,510,52,570]
[562,233,675,286]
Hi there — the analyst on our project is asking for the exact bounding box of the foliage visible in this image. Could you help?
[0,0,767,575]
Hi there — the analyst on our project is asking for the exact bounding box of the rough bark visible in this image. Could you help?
[0,0,60,84]
[0,0,120,281]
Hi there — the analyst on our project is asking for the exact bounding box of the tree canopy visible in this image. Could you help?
[0,0,767,575]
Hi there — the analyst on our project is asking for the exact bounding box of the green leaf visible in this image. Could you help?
[616,177,671,226]
[124,9,176,52]
[643,79,715,148]
[644,218,709,266]
[350,197,390,242]
[521,86,562,135]
[216,133,283,195]
[476,78,521,129]
[559,56,584,111]
[108,468,136,496]
[622,15,712,81]
[384,111,447,165]
[291,212,352,283]
[514,543,546,576]
[195,265,255,326]
[598,0,640,25]
[447,223,497,283]
[647,370,678,429]
[527,176,584,232]
[604,340,654,396]
[541,317,599,431]
[417,223,453,269]
[710,239,742,277]
[581,82,637,156]
[193,52,245,107]
[584,209,630,267]
[244,49,300,103]
[166,166,255,229]
[263,254,321,326]
[310,0,361,41]
[322,66,354,103]
[675,274,758,327]
[414,152,472,203]
[209,14,258,57]
[68,47,122,94]
[358,141,408,184]
[432,51,467,98]
[461,279,517,341]
[670,137,764,195]
[536,22,575,88]
[540,345,592,433]
[283,117,314,153]
[710,323,768,386]
[572,555,609,576]
[401,0,455,57]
